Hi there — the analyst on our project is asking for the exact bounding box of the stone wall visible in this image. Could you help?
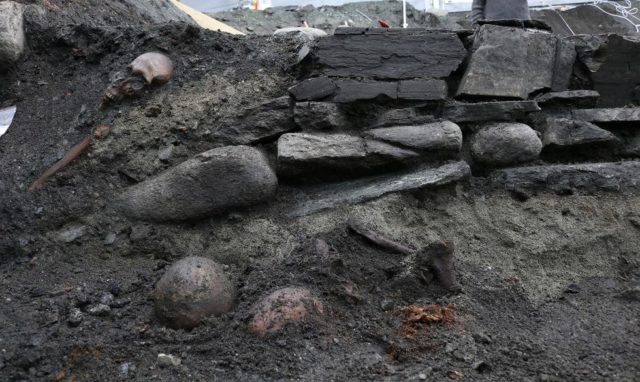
[115,22,640,221]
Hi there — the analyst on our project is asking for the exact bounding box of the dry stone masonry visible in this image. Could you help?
[116,21,640,221]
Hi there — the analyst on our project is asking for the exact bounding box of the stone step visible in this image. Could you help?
[289,161,471,217]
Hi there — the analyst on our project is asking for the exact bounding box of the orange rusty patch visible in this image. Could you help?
[399,304,455,337]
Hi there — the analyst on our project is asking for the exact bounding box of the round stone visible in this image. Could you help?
[471,122,542,166]
[249,287,323,337]
[154,256,234,329]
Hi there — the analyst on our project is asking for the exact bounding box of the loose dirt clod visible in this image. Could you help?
[154,256,235,329]
[400,304,455,337]
[417,241,461,292]
[249,287,324,337]
[128,52,174,84]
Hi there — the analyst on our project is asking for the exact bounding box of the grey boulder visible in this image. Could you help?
[117,146,277,221]
[0,1,25,69]
[274,27,327,42]
[540,118,616,147]
[471,123,542,166]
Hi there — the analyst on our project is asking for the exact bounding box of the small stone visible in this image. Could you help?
[294,102,348,131]
[418,373,427,380]
[100,292,115,305]
[380,299,394,311]
[54,225,87,243]
[67,308,83,327]
[157,145,174,161]
[157,353,181,367]
[471,123,542,166]
[564,283,581,294]
[119,362,135,378]
[473,332,492,345]
[103,232,117,245]
[88,304,111,316]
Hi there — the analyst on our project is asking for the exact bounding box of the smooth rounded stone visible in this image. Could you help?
[249,287,324,337]
[367,121,462,155]
[154,257,235,329]
[117,145,277,221]
[471,123,542,166]
[274,27,327,42]
[0,1,25,69]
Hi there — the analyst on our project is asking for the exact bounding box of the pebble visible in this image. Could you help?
[67,308,83,327]
[120,362,136,378]
[418,373,427,380]
[88,304,111,316]
[157,145,173,161]
[104,232,117,245]
[473,332,492,345]
[157,353,181,367]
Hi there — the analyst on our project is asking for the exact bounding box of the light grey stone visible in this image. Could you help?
[0,2,25,69]
[367,121,462,156]
[274,27,327,42]
[471,123,542,166]
[536,90,600,108]
[117,146,277,221]
[572,108,640,123]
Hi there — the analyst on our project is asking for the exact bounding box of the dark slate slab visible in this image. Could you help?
[315,29,467,80]
[551,38,577,92]
[572,108,640,123]
[288,77,337,101]
[457,25,557,99]
[443,101,541,123]
[332,80,397,103]
[371,108,436,128]
[590,35,640,107]
[397,79,447,101]
[539,118,616,147]
[491,161,640,193]
[536,90,599,108]
[289,161,471,217]
[478,19,553,32]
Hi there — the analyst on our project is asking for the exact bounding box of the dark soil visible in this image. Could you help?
[1,3,639,382]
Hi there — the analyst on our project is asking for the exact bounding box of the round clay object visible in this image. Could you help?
[154,256,234,329]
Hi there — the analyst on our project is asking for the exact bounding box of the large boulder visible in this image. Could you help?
[0,2,25,70]
[117,146,277,221]
[471,123,542,166]
[367,121,462,157]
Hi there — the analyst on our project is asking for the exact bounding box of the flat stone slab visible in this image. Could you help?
[536,90,600,108]
[443,101,541,123]
[491,161,640,193]
[290,161,471,217]
[315,28,467,80]
[397,79,447,101]
[457,25,558,99]
[540,118,616,147]
[332,80,397,103]
[572,108,640,124]
[277,133,422,179]
[289,77,337,101]
[367,121,462,155]
[372,108,436,128]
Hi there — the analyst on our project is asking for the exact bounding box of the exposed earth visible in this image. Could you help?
[0,1,639,382]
